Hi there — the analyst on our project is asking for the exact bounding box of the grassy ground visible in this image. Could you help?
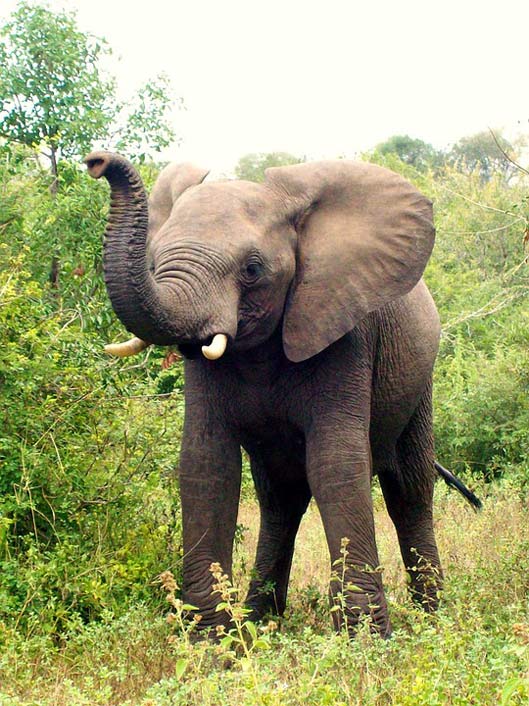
[2,481,529,705]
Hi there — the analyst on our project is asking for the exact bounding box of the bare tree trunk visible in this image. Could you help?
[49,147,59,196]
[49,147,59,288]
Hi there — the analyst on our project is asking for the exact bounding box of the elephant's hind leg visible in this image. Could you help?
[244,445,311,620]
[377,383,443,612]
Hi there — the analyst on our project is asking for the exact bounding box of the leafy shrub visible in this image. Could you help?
[0,163,184,632]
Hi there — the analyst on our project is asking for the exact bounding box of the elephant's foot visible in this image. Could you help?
[407,566,443,613]
[182,602,231,642]
[182,581,234,639]
[329,570,391,638]
[403,548,443,613]
[244,579,285,622]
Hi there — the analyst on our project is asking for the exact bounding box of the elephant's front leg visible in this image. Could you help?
[307,418,390,638]
[179,409,242,631]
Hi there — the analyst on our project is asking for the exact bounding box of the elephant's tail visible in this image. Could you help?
[434,461,482,510]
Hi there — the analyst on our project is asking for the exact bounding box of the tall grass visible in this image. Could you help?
[2,484,529,705]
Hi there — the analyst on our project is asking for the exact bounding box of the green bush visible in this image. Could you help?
[0,158,184,632]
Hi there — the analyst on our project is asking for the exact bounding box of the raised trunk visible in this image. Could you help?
[85,152,178,345]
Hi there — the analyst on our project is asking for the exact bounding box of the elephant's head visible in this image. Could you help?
[85,152,434,362]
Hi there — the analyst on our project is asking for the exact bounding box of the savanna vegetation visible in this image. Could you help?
[2,3,529,705]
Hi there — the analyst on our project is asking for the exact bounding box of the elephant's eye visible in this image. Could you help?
[243,260,265,282]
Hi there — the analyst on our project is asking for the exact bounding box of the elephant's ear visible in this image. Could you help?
[148,163,209,241]
[265,160,435,363]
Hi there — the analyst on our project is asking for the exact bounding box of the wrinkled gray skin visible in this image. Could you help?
[86,152,442,638]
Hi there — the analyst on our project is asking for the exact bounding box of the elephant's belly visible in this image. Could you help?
[239,420,307,481]
[369,284,439,456]
[369,347,432,456]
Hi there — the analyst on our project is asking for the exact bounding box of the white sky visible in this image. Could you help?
[3,0,529,174]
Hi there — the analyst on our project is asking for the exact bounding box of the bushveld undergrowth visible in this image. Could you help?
[2,487,529,705]
[2,143,529,703]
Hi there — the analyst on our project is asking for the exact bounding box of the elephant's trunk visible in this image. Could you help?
[85,152,182,346]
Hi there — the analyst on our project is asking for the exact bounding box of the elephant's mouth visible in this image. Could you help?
[230,312,280,350]
[178,342,203,359]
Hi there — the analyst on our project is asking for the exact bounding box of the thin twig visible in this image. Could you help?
[103,391,179,401]
[118,346,154,371]
[14,590,40,631]
[488,127,529,178]
[443,289,526,331]
[439,218,526,236]
[438,184,520,218]
[33,388,103,446]
[52,311,81,338]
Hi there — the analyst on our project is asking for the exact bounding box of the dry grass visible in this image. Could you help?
[235,480,503,609]
[2,482,529,705]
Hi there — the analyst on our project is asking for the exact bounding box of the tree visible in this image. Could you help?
[374,135,444,172]
[0,1,180,287]
[0,2,180,192]
[448,130,521,183]
[0,2,115,193]
[113,73,182,163]
[235,152,304,182]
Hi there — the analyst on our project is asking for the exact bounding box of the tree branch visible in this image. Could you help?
[439,184,522,219]
[439,218,526,236]
[443,288,527,331]
[488,127,529,178]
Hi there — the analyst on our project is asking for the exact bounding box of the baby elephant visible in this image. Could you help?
[87,151,449,637]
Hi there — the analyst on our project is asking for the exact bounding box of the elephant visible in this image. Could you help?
[85,151,471,638]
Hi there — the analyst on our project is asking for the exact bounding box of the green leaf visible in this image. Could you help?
[174,659,187,681]
[243,620,257,641]
[240,657,252,672]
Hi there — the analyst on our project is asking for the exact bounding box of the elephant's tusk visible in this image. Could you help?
[104,337,150,357]
[202,334,228,361]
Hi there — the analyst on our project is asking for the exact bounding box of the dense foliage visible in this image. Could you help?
[0,144,185,636]
[374,135,445,173]
[0,3,113,174]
